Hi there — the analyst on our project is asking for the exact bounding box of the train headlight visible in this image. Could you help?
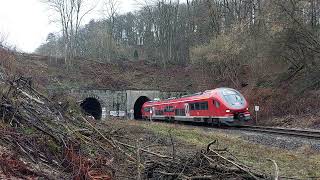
[246,108,249,111]
[226,110,231,113]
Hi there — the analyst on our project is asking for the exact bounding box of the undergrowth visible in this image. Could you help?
[137,121,320,179]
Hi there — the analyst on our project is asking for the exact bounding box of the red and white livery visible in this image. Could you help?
[141,88,251,126]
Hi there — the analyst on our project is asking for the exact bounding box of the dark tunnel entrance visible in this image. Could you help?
[134,96,150,119]
[80,97,102,120]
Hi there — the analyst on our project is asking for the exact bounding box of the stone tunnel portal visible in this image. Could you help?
[134,96,150,119]
[80,97,102,120]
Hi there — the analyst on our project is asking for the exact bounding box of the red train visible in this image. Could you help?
[141,88,251,126]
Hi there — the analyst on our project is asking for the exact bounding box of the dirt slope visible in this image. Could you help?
[1,48,320,128]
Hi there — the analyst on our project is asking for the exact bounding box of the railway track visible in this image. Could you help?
[237,125,320,140]
[141,119,320,140]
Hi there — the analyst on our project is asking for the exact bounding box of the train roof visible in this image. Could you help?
[144,88,240,106]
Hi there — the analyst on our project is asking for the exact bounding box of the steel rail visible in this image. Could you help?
[138,118,320,139]
[237,125,320,139]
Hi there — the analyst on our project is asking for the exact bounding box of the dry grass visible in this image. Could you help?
[128,121,320,179]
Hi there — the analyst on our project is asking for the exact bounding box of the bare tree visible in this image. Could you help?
[42,0,95,67]
[103,0,120,61]
[0,32,9,47]
[104,0,120,30]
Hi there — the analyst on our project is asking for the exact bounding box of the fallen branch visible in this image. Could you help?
[113,139,174,159]
[268,159,279,180]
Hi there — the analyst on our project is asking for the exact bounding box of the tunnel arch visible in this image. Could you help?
[80,97,102,120]
[134,96,151,119]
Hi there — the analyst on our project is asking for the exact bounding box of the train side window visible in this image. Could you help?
[195,103,200,110]
[158,110,164,115]
[144,107,150,112]
[214,100,220,108]
[199,103,203,110]
[155,110,164,115]
[181,109,186,116]
[190,103,195,110]
[175,109,186,116]
[170,106,174,112]
[164,106,174,112]
[200,102,208,110]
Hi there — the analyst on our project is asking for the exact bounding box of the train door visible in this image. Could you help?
[212,99,221,115]
[152,107,155,117]
[212,99,221,124]
[184,103,190,117]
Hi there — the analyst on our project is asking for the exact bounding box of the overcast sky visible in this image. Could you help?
[0,0,139,53]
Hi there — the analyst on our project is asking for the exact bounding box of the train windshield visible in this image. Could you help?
[221,89,245,107]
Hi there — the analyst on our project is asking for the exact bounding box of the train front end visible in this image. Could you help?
[217,88,251,126]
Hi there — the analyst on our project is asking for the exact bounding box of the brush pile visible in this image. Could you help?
[0,76,115,179]
[0,76,270,179]
[143,140,268,180]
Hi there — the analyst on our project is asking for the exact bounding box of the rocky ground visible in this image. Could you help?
[143,120,320,152]
[201,126,320,152]
[240,131,320,151]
